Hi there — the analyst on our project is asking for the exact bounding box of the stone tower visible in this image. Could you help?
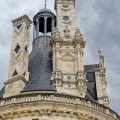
[9,15,32,80]
[50,0,87,98]
[3,15,32,98]
[95,48,109,106]
[0,0,119,120]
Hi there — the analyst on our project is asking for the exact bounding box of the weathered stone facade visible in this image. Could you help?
[95,48,109,106]
[0,93,120,120]
[0,0,119,120]
[50,0,87,98]
[3,15,32,98]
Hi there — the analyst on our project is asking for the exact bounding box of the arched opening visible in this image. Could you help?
[33,10,56,39]
[34,17,54,37]
[39,17,44,34]
[47,17,52,35]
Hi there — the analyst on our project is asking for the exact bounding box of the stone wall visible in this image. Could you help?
[0,93,119,120]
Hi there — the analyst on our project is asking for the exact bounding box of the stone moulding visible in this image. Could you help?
[0,93,119,120]
[4,75,27,85]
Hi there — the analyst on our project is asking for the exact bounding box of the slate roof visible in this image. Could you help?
[0,37,99,101]
[84,64,99,101]
[84,64,99,73]
[0,86,5,99]
[23,36,56,92]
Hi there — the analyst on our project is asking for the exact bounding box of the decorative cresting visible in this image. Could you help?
[33,7,56,39]
[95,48,109,107]
[0,93,119,120]
[3,15,32,98]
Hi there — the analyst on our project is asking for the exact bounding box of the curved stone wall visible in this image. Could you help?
[0,93,119,120]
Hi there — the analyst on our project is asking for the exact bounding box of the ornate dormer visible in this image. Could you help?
[50,0,88,98]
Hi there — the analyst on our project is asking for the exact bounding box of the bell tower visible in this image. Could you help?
[50,0,88,97]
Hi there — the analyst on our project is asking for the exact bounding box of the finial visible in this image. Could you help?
[98,46,104,67]
[98,46,102,55]
[45,0,46,9]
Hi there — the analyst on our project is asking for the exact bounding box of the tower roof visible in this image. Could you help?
[38,8,53,14]
[33,8,56,23]
[23,36,56,92]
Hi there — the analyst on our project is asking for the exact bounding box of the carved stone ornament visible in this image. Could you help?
[64,26,70,34]
[98,47,102,55]
[55,71,62,78]
[62,54,74,61]
[78,73,83,77]
[75,28,83,41]
[14,24,23,35]
[52,27,60,38]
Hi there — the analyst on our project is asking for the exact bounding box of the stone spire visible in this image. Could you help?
[98,47,104,68]
[45,0,46,9]
[95,47,109,107]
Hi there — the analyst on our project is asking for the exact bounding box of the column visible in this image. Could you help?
[44,17,47,35]
[33,23,35,39]
[56,50,59,70]
[51,19,55,32]
[78,50,80,71]
[80,50,84,71]
[36,19,39,37]
[53,47,56,71]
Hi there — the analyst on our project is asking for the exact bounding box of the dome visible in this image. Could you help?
[33,8,56,37]
[33,8,56,22]
[38,8,53,13]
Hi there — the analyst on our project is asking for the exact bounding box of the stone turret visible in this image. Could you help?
[3,15,32,98]
[50,0,87,98]
[95,47,109,106]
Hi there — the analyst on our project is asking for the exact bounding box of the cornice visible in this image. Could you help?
[0,93,119,120]
[4,75,27,85]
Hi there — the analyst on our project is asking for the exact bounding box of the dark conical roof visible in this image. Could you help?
[23,36,56,92]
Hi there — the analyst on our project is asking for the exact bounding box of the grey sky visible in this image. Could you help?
[0,0,120,115]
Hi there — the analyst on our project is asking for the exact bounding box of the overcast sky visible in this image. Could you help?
[0,0,120,115]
